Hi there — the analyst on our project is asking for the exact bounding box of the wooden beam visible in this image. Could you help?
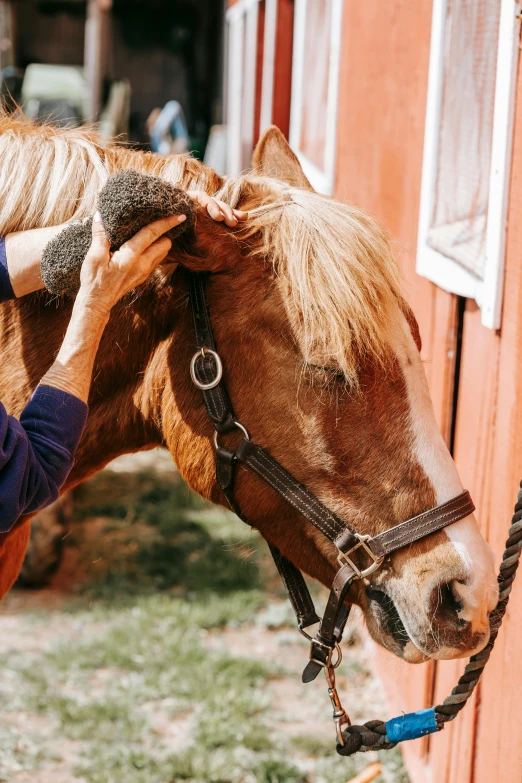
[84,0,111,123]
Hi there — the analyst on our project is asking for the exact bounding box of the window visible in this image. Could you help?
[417,0,521,329]
[289,0,343,194]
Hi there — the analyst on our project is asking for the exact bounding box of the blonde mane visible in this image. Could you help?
[217,176,406,385]
[0,111,220,234]
[0,112,406,385]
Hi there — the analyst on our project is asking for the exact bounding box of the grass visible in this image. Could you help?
[70,470,265,600]
[0,468,410,783]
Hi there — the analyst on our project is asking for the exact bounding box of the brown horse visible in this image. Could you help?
[0,113,498,664]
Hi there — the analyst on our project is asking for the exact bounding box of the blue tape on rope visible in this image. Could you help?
[386,708,437,743]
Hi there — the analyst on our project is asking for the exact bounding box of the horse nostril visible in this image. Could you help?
[365,585,410,648]
[432,580,471,630]
[431,578,493,641]
[439,581,464,616]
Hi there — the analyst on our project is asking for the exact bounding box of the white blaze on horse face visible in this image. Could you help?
[394,318,498,648]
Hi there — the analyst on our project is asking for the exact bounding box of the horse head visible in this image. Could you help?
[0,116,498,663]
[154,128,497,663]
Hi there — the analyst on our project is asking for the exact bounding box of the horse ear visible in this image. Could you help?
[252,126,313,190]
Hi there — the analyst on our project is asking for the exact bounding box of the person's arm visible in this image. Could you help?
[0,193,248,532]
[4,225,65,298]
[0,389,88,529]
[0,212,184,532]
[40,294,110,403]
[0,236,15,302]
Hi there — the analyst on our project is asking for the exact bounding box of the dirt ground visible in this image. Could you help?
[0,594,406,783]
[0,453,410,783]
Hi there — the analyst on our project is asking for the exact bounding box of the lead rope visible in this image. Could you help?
[336,482,522,755]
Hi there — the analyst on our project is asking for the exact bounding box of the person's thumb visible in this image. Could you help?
[91,211,110,250]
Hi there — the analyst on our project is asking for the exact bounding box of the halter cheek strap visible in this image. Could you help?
[186,270,476,747]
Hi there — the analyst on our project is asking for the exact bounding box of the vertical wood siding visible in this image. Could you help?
[460,65,522,783]
[334,3,445,779]
[226,0,522,777]
[270,0,294,137]
[334,2,522,782]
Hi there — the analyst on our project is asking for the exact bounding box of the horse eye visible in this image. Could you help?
[308,365,346,383]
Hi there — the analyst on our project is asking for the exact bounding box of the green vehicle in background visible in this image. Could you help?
[3,62,130,143]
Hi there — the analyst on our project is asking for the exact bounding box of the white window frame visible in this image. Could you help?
[417,0,521,329]
[226,0,260,176]
[289,0,343,195]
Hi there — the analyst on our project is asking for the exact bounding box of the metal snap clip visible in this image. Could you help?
[325,663,350,746]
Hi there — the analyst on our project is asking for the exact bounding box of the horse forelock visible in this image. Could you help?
[215,175,408,387]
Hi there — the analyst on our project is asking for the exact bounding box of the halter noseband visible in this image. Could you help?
[187,271,477,750]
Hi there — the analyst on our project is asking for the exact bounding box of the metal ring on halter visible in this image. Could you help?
[330,642,343,669]
[308,638,343,670]
[190,348,223,390]
[213,421,250,450]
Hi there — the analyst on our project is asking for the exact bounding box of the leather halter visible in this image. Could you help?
[187,271,475,742]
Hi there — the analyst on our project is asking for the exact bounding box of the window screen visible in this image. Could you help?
[427,0,502,279]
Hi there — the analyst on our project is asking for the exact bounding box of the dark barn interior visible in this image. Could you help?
[4,0,225,151]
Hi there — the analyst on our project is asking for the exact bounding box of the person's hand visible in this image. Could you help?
[77,212,185,315]
[188,190,248,227]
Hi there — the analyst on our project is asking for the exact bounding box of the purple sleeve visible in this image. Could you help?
[0,385,88,532]
[0,237,15,302]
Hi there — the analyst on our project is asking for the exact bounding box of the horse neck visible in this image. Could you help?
[64,270,196,486]
[0,272,184,488]
[0,272,198,598]
[66,266,225,497]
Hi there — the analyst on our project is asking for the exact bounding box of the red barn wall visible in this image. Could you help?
[226,1,522,779]
[334,3,522,782]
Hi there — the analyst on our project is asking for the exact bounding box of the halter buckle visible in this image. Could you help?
[308,638,342,669]
[337,533,384,579]
[190,348,223,390]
